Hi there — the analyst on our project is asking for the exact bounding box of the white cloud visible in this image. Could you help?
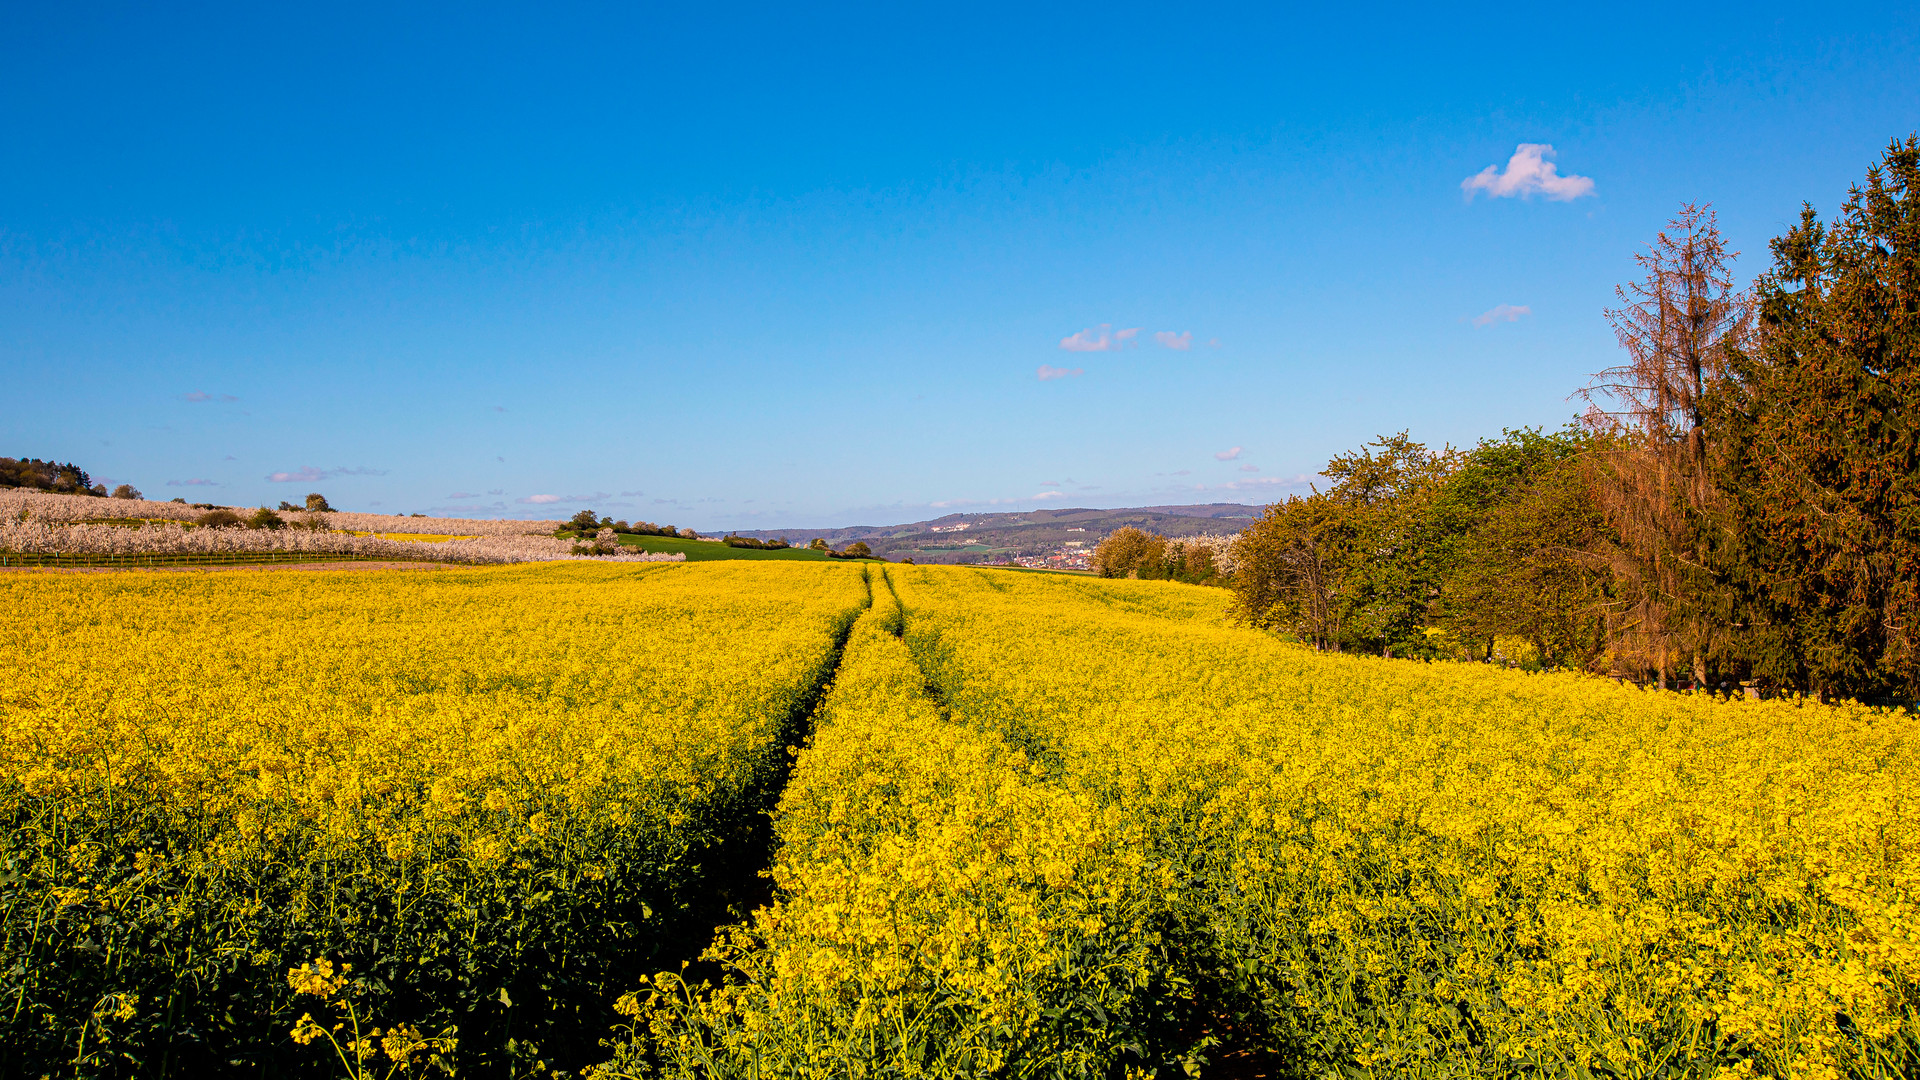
[1183,473,1314,493]
[1215,446,1243,461]
[265,465,387,483]
[1462,144,1595,201]
[1059,324,1142,352]
[1032,491,1064,500]
[1038,364,1084,380]
[166,478,218,487]
[1472,303,1532,327]
[447,491,479,499]
[520,494,563,504]
[1239,464,1259,472]
[1154,331,1192,350]
[1039,480,1060,487]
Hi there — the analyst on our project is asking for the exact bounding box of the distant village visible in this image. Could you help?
[1004,527,1091,571]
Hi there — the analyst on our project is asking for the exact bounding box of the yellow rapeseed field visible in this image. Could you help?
[0,560,868,1077]
[6,560,1915,1078]
[611,565,1919,1079]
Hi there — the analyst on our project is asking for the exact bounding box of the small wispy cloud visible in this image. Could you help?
[166,478,219,487]
[618,489,646,497]
[1178,473,1313,494]
[1032,491,1064,500]
[1239,464,1259,472]
[1059,324,1141,352]
[516,491,611,506]
[491,406,507,413]
[1472,303,1532,327]
[1215,447,1243,461]
[1038,364,1084,381]
[1039,480,1061,487]
[447,491,479,499]
[1154,331,1193,350]
[1462,144,1595,201]
[1225,474,1310,489]
[487,488,504,495]
[183,391,240,403]
[265,465,388,483]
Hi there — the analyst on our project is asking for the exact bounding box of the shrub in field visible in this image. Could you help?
[196,508,245,527]
[1091,526,1166,579]
[0,562,869,1077]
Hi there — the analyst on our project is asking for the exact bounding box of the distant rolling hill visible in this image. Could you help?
[729,503,1262,565]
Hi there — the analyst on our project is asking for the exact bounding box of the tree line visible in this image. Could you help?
[1231,137,1920,704]
[1,457,145,500]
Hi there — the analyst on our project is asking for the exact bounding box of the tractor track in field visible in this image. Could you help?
[672,566,873,970]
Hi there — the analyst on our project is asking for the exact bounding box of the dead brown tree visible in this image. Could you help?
[1577,204,1754,689]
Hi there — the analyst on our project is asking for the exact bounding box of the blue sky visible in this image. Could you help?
[5,3,1917,528]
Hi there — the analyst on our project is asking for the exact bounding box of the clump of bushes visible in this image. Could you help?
[190,507,328,531]
[564,511,684,538]
[1091,528,1233,585]
[724,535,790,550]
[571,527,623,556]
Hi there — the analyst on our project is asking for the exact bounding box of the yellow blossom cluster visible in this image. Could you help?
[0,560,868,1076]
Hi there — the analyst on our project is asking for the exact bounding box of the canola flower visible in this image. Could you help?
[611,565,1918,1079]
[0,560,868,1077]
